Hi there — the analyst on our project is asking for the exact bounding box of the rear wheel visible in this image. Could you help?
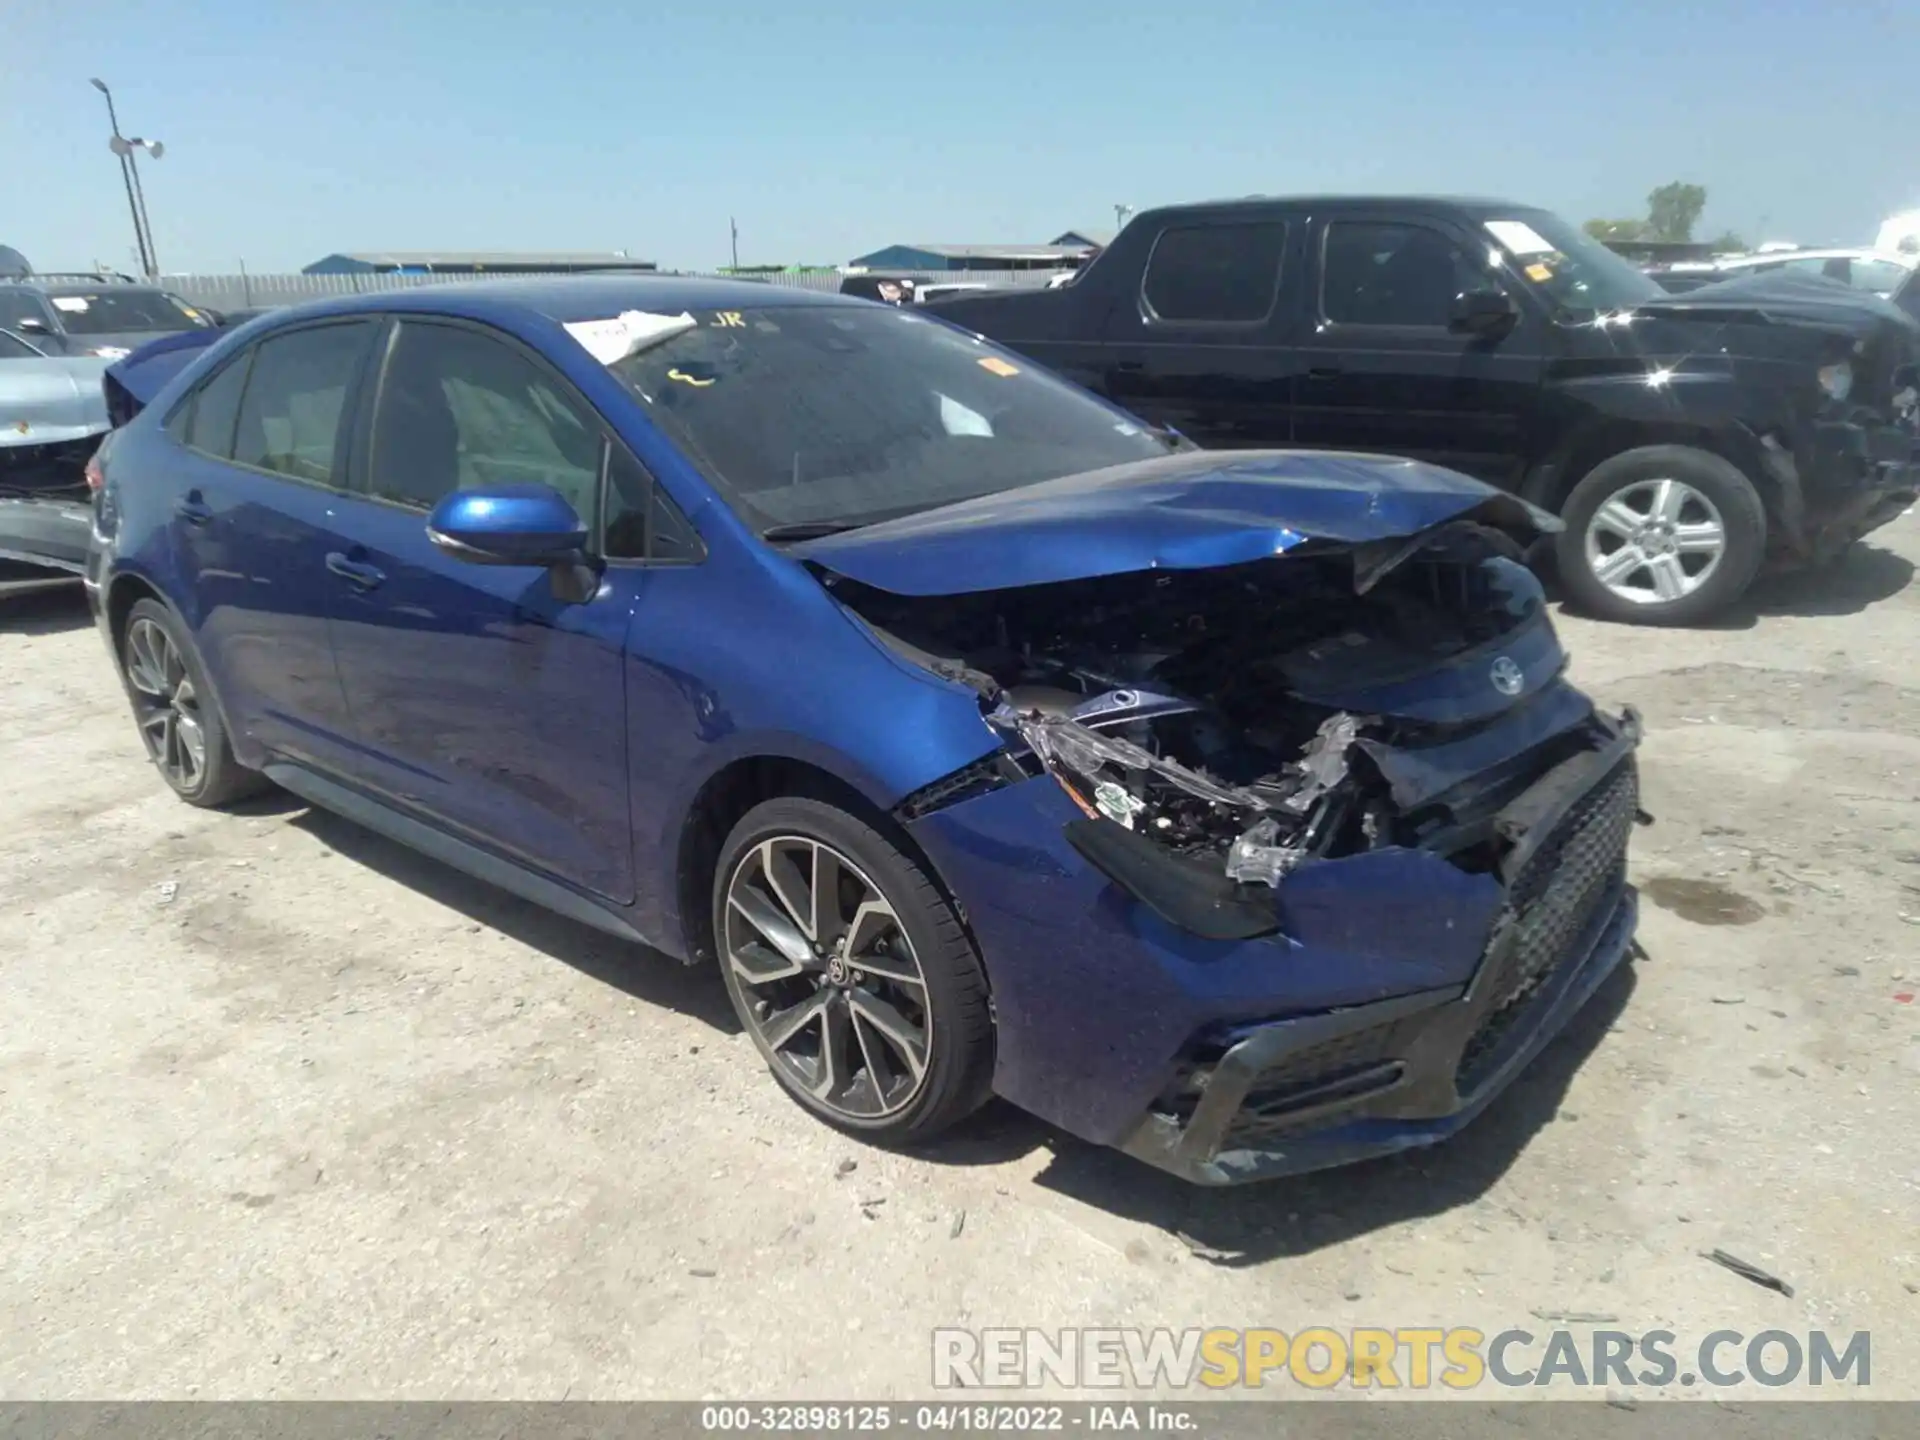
[1555,445,1767,626]
[119,598,265,807]
[713,797,993,1143]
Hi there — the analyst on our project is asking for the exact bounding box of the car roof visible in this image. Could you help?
[272,275,861,328]
[1719,247,1915,267]
[1137,194,1534,221]
[13,279,175,296]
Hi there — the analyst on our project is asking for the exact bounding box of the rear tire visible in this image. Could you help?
[1555,445,1767,626]
[118,598,266,808]
[713,796,994,1144]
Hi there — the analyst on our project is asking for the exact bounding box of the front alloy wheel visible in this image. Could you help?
[711,796,994,1143]
[1582,476,1727,606]
[724,836,932,1119]
[124,616,209,792]
[1556,444,1768,626]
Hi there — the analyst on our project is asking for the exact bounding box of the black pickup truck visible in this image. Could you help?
[929,197,1920,625]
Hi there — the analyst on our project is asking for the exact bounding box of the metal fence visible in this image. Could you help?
[160,268,1058,314]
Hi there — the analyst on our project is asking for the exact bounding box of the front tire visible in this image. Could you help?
[1555,445,1767,626]
[118,598,265,808]
[713,796,994,1144]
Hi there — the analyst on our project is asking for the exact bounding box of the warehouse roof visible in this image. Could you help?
[891,243,1093,262]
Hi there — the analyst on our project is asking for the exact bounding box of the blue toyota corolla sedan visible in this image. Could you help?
[86,278,1643,1184]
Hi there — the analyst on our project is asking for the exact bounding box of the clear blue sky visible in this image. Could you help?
[8,0,1917,275]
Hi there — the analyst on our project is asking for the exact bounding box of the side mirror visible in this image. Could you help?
[15,316,50,334]
[1449,288,1518,337]
[427,484,589,567]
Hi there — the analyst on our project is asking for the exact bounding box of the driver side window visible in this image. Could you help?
[367,320,603,523]
[1322,222,1492,328]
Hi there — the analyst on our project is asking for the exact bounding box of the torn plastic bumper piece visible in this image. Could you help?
[1115,708,1644,1184]
[1121,881,1637,1185]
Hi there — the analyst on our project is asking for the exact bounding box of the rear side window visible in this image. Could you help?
[1849,258,1910,295]
[178,355,252,458]
[1141,222,1287,324]
[367,320,603,518]
[232,322,374,485]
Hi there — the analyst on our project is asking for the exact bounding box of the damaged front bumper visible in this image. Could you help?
[1759,414,1919,561]
[0,493,93,594]
[907,699,1643,1185]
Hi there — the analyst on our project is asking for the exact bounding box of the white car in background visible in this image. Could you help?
[1654,247,1915,298]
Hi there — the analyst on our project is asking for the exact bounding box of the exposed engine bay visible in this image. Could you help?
[830,522,1580,885]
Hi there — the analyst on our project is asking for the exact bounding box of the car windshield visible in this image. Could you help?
[46,289,210,335]
[605,305,1166,531]
[1483,211,1664,320]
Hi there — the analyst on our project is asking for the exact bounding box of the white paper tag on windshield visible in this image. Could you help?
[1485,220,1556,256]
[51,296,91,312]
[563,309,697,365]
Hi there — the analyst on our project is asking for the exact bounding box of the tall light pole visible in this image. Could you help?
[90,78,162,278]
[114,134,165,276]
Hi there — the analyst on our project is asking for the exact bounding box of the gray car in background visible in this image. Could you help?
[0,327,110,597]
[0,274,215,360]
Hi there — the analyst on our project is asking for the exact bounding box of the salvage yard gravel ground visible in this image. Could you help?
[1,512,1917,1399]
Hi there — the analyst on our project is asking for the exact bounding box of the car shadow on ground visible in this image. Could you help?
[1736,541,1915,622]
[275,783,1639,1239]
[283,802,742,1033]
[1551,541,1914,631]
[939,959,1639,1263]
[0,583,91,636]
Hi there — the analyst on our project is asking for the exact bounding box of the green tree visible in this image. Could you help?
[1584,218,1648,243]
[1706,230,1748,254]
[1646,182,1708,242]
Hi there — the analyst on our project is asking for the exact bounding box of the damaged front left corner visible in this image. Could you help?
[988,700,1371,891]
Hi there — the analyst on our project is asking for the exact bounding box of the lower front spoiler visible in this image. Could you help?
[1118,884,1637,1186]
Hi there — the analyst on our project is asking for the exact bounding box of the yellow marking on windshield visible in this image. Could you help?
[977,356,1021,377]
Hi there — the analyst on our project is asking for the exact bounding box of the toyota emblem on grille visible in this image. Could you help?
[1489,656,1525,696]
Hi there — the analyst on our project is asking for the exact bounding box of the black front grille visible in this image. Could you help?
[1456,756,1638,1090]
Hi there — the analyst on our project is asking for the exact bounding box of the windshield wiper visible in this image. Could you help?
[760,519,870,542]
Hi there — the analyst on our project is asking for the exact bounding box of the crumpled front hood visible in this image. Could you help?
[1633,267,1920,344]
[0,356,111,448]
[791,450,1553,597]
[105,327,226,408]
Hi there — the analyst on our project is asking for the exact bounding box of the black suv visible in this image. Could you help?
[0,274,213,360]
[930,198,1920,624]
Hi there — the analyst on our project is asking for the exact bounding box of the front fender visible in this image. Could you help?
[1523,366,1775,511]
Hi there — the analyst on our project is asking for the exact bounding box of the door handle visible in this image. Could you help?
[1114,360,1146,373]
[325,552,385,589]
[1306,366,1345,380]
[174,493,212,526]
